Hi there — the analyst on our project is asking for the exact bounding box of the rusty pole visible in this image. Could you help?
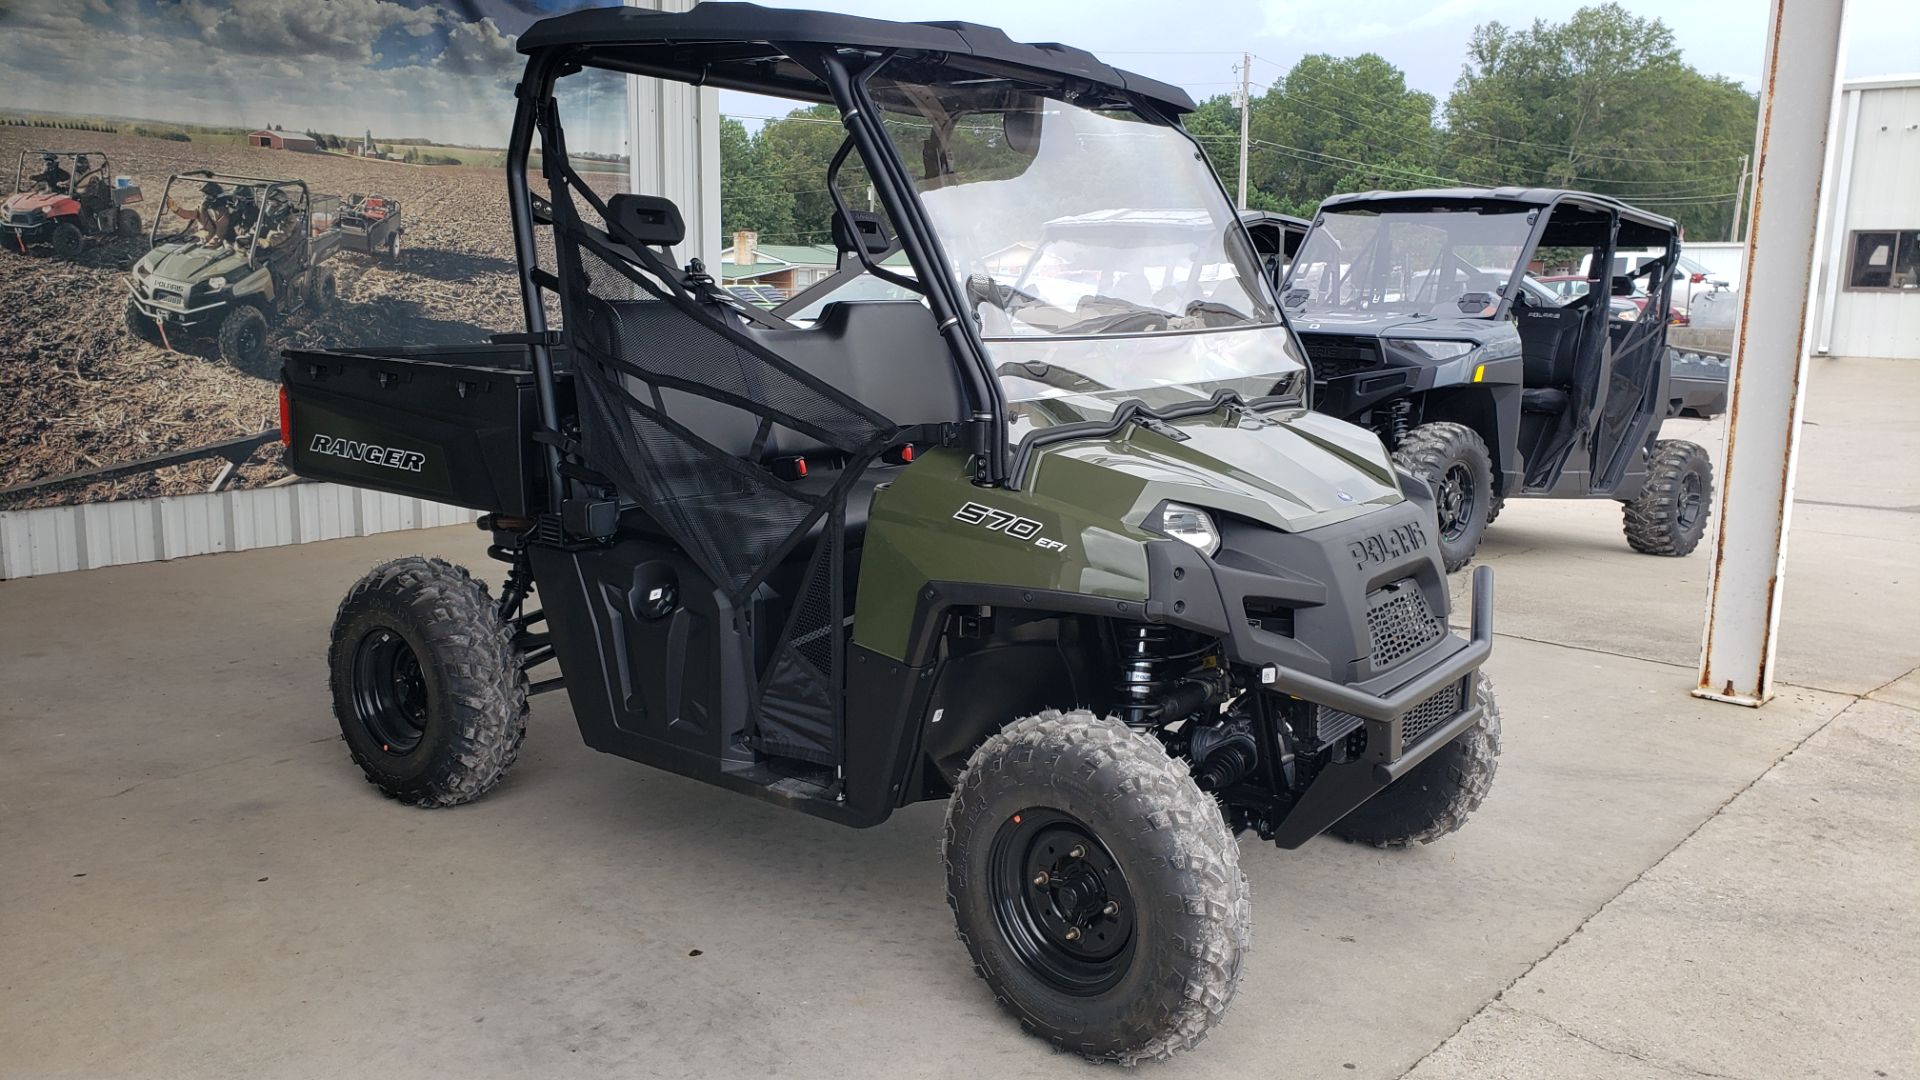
[1694,0,1849,707]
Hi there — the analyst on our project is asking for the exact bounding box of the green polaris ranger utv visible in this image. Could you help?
[281,4,1501,1063]
[126,171,342,367]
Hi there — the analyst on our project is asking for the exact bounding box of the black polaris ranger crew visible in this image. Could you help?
[1284,188,1715,570]
[282,4,1503,1062]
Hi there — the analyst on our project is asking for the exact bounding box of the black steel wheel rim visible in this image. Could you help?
[350,628,430,755]
[1437,462,1477,542]
[988,808,1136,996]
[1677,471,1704,532]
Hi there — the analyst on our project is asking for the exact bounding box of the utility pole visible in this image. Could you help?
[1236,53,1252,210]
[1728,153,1751,242]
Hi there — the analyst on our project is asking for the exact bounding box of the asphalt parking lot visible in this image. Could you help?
[2,357,1914,1079]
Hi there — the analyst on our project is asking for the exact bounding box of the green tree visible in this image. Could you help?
[1444,4,1757,237]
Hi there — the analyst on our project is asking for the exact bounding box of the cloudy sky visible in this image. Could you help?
[752,0,1915,102]
[0,0,627,149]
[0,0,1910,151]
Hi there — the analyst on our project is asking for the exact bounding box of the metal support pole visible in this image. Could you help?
[1236,53,1251,210]
[1695,0,1849,707]
[1727,153,1750,242]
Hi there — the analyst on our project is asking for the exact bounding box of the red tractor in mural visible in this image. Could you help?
[1,150,144,258]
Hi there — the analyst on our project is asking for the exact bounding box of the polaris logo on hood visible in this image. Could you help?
[309,434,426,473]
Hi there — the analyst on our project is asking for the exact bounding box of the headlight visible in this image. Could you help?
[1389,340,1475,362]
[1158,502,1221,556]
[134,262,150,278]
[206,276,227,291]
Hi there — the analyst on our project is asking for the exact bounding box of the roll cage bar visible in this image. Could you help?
[14,150,110,195]
[506,6,1249,502]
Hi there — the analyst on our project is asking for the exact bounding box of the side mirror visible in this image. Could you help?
[832,210,893,257]
[1611,275,1636,297]
[1003,105,1043,156]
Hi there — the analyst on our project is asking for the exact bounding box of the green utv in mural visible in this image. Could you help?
[280,5,1502,1064]
[125,170,342,367]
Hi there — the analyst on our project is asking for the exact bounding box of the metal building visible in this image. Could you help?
[1815,74,1920,360]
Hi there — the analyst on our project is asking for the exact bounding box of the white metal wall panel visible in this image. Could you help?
[1826,81,1920,359]
[0,485,480,580]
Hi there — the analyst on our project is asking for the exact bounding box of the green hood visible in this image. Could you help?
[137,240,249,283]
[1023,395,1402,534]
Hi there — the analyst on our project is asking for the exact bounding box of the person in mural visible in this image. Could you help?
[72,154,110,216]
[29,153,70,194]
[163,181,236,247]
[253,187,303,291]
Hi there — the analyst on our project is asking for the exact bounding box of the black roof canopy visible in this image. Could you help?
[1318,186,1677,239]
[517,2,1196,114]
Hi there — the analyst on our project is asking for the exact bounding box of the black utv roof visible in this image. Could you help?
[1318,186,1677,234]
[516,2,1196,115]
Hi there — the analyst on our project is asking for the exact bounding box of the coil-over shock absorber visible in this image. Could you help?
[1114,624,1223,726]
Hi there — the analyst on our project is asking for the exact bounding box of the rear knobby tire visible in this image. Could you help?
[1331,674,1502,849]
[328,556,527,808]
[1393,421,1493,572]
[312,266,338,312]
[1623,439,1713,556]
[117,209,142,238]
[943,709,1250,1064]
[217,304,268,368]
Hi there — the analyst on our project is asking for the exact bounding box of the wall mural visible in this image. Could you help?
[0,0,628,509]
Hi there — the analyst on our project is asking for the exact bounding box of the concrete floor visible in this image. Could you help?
[3,358,1915,1079]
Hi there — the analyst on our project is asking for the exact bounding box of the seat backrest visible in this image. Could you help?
[1516,303,1581,387]
[598,298,765,458]
[745,300,962,458]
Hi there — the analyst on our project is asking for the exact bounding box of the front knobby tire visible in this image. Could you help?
[50,222,82,259]
[328,556,527,808]
[1331,674,1502,849]
[943,710,1251,1065]
[217,304,269,368]
[1623,440,1714,556]
[1393,421,1493,572]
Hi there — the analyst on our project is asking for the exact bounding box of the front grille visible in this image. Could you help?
[1366,579,1442,669]
[1301,334,1382,379]
[1401,682,1463,748]
[1307,679,1464,757]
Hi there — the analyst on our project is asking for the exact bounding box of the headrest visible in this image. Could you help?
[607,193,685,248]
[832,210,893,257]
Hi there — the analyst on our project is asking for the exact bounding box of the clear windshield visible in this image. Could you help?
[1285,207,1534,319]
[153,178,303,255]
[868,75,1295,406]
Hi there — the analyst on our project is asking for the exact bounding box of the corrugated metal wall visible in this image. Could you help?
[1824,80,1920,360]
[0,484,478,579]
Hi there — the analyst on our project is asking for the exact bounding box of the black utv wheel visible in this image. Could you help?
[1623,439,1714,556]
[1332,674,1502,849]
[328,556,528,807]
[943,710,1250,1064]
[384,231,401,260]
[217,305,269,368]
[124,297,162,345]
[312,266,339,313]
[50,222,82,259]
[1393,421,1493,572]
[116,208,142,238]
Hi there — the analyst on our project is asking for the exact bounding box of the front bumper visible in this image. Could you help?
[1140,491,1496,847]
[127,280,225,328]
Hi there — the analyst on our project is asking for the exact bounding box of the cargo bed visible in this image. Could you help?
[282,343,569,517]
